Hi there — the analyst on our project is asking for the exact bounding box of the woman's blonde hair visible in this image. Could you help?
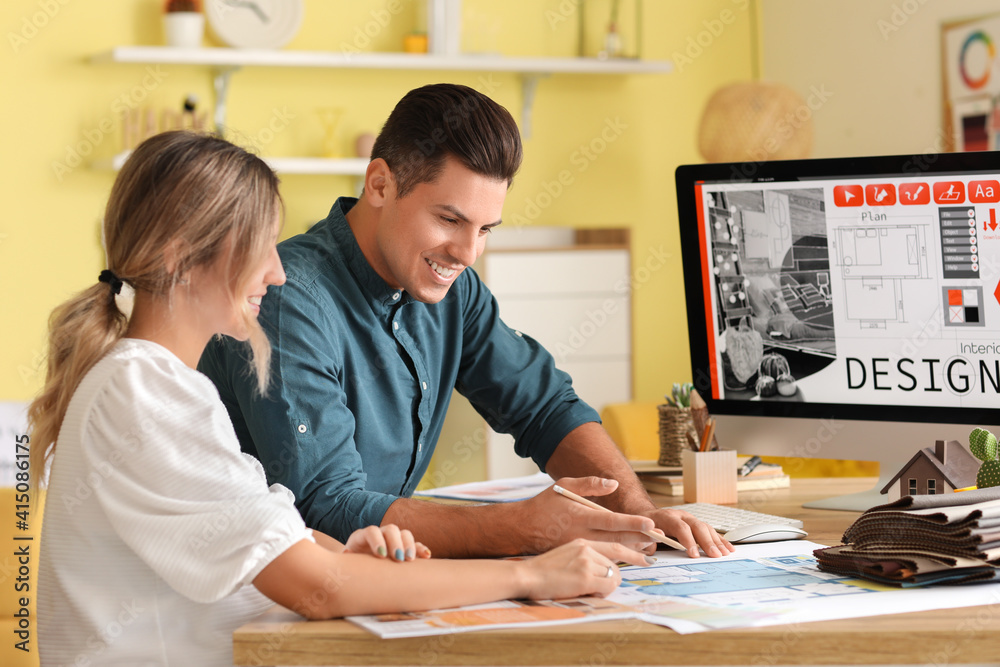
[28,130,282,486]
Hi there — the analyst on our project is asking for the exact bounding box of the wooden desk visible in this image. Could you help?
[233,478,1000,666]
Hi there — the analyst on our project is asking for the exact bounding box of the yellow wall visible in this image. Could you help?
[0,0,755,404]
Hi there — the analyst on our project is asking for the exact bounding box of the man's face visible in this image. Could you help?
[373,156,508,304]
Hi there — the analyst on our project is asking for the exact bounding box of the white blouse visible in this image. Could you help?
[39,338,312,666]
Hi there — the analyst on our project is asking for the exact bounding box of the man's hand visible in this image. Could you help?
[515,476,659,553]
[642,508,735,558]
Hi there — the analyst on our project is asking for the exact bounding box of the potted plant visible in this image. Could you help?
[163,0,204,48]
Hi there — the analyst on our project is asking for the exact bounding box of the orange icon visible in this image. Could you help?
[899,182,930,205]
[933,181,966,204]
[865,183,896,206]
[833,185,863,207]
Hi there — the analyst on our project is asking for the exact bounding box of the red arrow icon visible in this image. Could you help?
[991,209,998,232]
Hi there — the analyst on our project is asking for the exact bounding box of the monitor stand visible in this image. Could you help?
[801,472,896,511]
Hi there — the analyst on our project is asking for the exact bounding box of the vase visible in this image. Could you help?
[164,12,204,48]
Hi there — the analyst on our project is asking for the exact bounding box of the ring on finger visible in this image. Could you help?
[605,564,615,578]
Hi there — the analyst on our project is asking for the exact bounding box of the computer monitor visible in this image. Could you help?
[675,151,1000,511]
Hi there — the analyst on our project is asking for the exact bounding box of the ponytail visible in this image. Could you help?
[28,281,128,488]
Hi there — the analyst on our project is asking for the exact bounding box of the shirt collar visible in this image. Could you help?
[327,197,411,312]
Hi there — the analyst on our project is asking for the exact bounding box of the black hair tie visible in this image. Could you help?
[98,269,124,295]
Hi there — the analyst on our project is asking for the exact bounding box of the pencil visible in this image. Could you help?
[699,418,716,452]
[552,484,686,551]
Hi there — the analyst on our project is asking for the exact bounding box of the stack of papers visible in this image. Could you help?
[815,486,1000,586]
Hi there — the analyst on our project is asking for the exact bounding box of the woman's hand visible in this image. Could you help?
[516,538,652,600]
[344,524,432,561]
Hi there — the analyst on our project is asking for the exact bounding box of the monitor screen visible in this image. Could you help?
[676,151,1000,510]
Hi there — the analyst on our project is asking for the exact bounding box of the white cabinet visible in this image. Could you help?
[476,229,632,479]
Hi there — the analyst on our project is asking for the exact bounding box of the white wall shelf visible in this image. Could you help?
[91,46,671,173]
[93,151,369,176]
[91,46,672,75]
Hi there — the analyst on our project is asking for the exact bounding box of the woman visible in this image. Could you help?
[30,131,648,666]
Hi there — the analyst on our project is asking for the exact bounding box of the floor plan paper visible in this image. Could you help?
[613,541,1000,634]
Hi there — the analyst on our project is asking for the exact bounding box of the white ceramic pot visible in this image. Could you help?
[163,12,205,48]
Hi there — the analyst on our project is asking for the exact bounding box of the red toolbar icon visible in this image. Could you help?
[833,185,863,207]
[899,182,930,205]
[933,181,966,204]
[865,184,896,206]
[969,180,1000,203]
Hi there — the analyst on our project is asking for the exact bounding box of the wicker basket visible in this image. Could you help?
[657,404,696,466]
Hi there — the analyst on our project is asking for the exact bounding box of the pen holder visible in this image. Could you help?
[682,449,737,504]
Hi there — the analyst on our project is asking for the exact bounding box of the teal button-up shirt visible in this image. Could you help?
[198,198,599,541]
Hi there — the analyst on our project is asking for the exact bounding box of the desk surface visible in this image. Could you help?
[233,478,1000,666]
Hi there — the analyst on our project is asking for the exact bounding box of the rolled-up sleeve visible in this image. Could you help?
[455,269,600,471]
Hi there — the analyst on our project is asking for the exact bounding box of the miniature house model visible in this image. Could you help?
[880,440,979,501]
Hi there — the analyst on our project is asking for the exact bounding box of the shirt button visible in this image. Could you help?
[297,424,307,433]
[393,321,399,330]
[392,292,400,301]
[422,381,427,390]
[418,442,423,452]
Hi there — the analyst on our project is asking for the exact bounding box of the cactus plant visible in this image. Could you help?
[969,427,1000,488]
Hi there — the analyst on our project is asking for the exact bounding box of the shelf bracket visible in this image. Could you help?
[212,66,241,136]
[519,73,548,140]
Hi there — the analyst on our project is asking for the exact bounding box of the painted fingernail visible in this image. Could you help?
[394,548,404,561]
[406,547,415,560]
[377,546,387,557]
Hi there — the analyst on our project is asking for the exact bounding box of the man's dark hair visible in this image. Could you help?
[370,83,523,198]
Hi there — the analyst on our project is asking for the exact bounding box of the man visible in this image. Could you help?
[200,83,732,559]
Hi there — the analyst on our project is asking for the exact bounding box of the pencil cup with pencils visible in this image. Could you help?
[658,384,719,466]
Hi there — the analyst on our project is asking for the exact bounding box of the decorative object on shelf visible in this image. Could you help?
[698,82,813,163]
[354,132,375,159]
[970,428,1000,488]
[122,96,209,151]
[601,0,623,59]
[427,0,462,56]
[579,0,643,60]
[204,0,304,49]
[405,0,429,53]
[163,0,205,48]
[316,107,344,158]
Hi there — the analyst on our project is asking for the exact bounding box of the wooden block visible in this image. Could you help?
[682,449,737,504]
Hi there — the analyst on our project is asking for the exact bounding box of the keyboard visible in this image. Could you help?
[673,503,804,533]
